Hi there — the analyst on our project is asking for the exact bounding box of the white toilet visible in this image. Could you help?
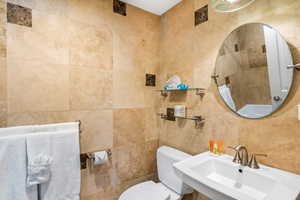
[119,146,193,200]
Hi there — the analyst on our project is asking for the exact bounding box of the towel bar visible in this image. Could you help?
[76,120,82,135]
[287,63,300,70]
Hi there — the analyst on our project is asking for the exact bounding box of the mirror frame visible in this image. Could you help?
[213,23,294,119]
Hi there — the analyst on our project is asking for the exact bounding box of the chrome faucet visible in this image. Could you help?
[228,145,249,166]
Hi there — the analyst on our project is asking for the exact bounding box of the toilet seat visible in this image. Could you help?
[119,181,176,200]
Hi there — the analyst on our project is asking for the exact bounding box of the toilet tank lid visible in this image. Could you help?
[157,146,191,161]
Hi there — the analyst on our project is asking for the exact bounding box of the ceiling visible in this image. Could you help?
[120,0,182,16]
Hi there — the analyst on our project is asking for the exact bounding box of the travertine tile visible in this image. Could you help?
[113,108,145,147]
[70,66,113,110]
[69,19,113,69]
[0,1,6,58]
[0,100,6,127]
[6,13,69,64]
[68,0,111,27]
[80,161,115,198]
[113,142,157,183]
[7,111,70,126]
[144,107,159,141]
[113,69,145,107]
[7,60,69,113]
[0,57,6,101]
[70,110,113,153]
[142,139,158,174]
[33,0,69,15]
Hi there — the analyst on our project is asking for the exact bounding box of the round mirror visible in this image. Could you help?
[213,23,294,119]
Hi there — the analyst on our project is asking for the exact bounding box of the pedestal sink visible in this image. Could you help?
[173,152,300,200]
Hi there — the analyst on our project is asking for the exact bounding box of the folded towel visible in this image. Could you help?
[36,123,80,200]
[0,135,38,200]
[39,130,80,200]
[218,84,236,111]
[27,153,53,186]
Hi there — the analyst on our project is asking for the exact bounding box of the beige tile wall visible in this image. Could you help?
[159,0,300,199]
[2,0,300,199]
[0,0,6,127]
[1,0,160,199]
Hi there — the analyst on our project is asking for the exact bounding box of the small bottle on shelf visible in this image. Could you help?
[217,140,223,155]
[209,140,214,153]
[213,143,218,154]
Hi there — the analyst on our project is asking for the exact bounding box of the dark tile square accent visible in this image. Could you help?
[80,153,88,170]
[145,74,156,87]
[262,44,266,53]
[113,0,126,16]
[234,44,239,52]
[167,108,175,121]
[195,5,208,26]
[225,77,230,85]
[7,3,32,27]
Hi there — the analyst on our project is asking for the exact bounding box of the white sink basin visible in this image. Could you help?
[174,152,300,200]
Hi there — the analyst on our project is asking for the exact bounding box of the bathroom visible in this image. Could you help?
[0,0,299,199]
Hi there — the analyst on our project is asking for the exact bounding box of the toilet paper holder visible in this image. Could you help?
[87,149,112,161]
[80,149,112,170]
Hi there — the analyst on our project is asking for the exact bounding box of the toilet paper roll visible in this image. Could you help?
[92,151,108,166]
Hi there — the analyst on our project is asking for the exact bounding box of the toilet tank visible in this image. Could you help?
[157,146,193,195]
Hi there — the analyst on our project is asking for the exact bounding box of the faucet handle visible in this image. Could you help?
[248,153,267,169]
[227,146,242,164]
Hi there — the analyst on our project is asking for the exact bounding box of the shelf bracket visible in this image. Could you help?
[195,88,205,96]
[157,113,168,120]
[193,116,205,128]
[160,90,168,97]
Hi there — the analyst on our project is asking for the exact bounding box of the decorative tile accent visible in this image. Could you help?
[262,44,266,53]
[145,74,156,87]
[7,3,32,27]
[166,108,175,121]
[113,0,126,16]
[195,5,208,26]
[234,44,239,52]
[80,153,88,170]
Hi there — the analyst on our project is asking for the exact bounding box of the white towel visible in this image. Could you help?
[26,133,53,187]
[27,154,53,186]
[35,122,80,133]
[0,135,38,200]
[0,125,36,137]
[218,85,236,111]
[36,123,81,200]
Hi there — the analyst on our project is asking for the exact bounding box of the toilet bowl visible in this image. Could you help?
[119,146,193,200]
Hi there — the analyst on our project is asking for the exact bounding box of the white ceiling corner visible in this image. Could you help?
[120,0,182,16]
